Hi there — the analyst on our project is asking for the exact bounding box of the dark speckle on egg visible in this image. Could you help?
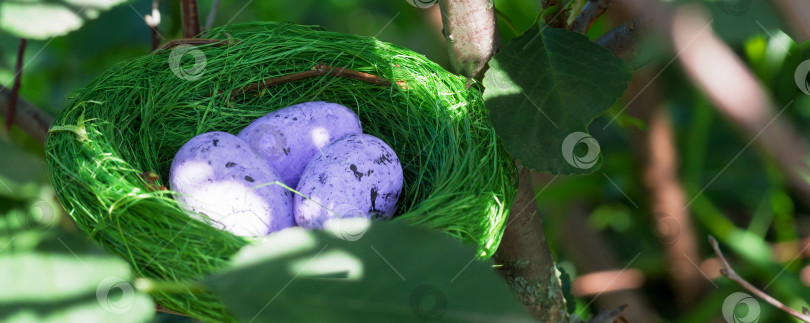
[245,175,254,182]
[369,187,380,213]
[226,162,236,168]
[349,164,364,181]
[213,139,219,146]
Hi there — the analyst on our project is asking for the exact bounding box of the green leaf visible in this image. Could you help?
[0,0,128,40]
[0,208,154,323]
[483,25,631,174]
[204,222,532,322]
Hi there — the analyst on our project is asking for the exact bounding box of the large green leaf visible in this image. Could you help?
[483,26,632,174]
[0,0,128,40]
[204,222,532,322]
[0,206,154,323]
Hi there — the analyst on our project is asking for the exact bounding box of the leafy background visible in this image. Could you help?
[1,0,810,322]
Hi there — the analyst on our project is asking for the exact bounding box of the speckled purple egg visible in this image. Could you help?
[169,132,294,236]
[237,101,362,188]
[294,134,403,229]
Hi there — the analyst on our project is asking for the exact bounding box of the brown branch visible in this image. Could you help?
[0,84,54,145]
[570,0,612,34]
[437,0,500,81]
[595,17,644,61]
[4,38,27,136]
[229,64,402,98]
[152,38,230,53]
[709,236,810,323]
[180,0,201,38]
[493,166,568,322]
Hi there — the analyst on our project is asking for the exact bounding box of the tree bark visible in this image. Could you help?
[493,166,568,322]
[570,0,612,34]
[0,85,53,144]
[594,17,645,61]
[180,0,201,38]
[437,0,499,81]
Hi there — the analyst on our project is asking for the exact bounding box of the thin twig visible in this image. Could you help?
[570,0,612,34]
[709,236,810,323]
[144,0,162,51]
[229,63,403,98]
[205,0,220,30]
[4,38,27,136]
[180,0,201,38]
[152,38,230,53]
[0,85,54,144]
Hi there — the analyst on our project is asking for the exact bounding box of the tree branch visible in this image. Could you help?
[180,0,201,38]
[493,166,568,322]
[229,63,403,98]
[0,85,54,145]
[709,236,810,323]
[570,0,612,34]
[437,0,499,81]
[437,1,567,320]
[594,17,644,61]
[4,38,27,136]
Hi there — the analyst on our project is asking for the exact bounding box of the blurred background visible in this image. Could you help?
[1,0,810,322]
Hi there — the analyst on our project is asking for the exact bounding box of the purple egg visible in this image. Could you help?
[294,134,403,229]
[169,132,294,236]
[237,101,362,188]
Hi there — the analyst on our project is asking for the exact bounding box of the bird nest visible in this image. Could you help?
[45,22,517,321]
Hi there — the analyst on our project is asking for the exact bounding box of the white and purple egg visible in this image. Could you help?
[169,132,294,237]
[294,133,403,229]
[237,101,362,188]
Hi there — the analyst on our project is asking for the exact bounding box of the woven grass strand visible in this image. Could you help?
[45,22,517,322]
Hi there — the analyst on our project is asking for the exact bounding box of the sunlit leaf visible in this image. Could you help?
[204,222,532,322]
[0,0,129,40]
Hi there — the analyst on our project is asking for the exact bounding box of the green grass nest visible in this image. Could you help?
[45,22,518,322]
